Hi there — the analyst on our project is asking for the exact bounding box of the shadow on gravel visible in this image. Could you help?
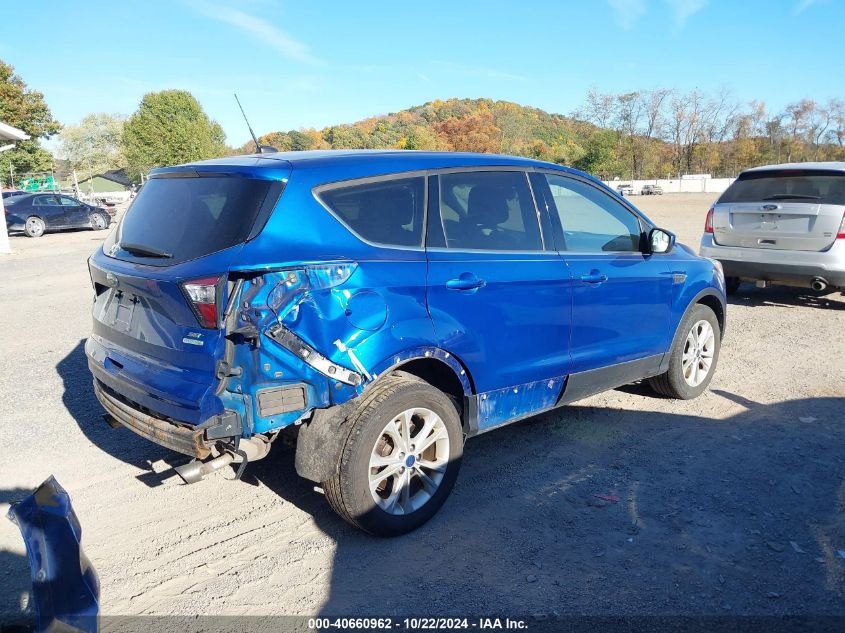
[247,396,845,617]
[0,489,33,622]
[56,340,174,474]
[0,547,31,624]
[729,285,844,311]
[55,336,845,616]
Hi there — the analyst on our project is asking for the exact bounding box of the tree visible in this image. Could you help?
[0,59,61,186]
[323,124,371,149]
[615,92,645,178]
[668,90,708,175]
[578,88,617,130]
[122,90,227,180]
[58,113,126,178]
[433,110,502,153]
[573,129,620,179]
[829,99,845,147]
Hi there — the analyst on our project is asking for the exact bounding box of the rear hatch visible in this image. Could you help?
[712,168,845,251]
[88,168,286,424]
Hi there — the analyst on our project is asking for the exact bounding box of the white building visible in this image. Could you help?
[0,121,31,254]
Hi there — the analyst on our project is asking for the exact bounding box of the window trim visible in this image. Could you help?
[311,165,648,255]
[537,169,651,255]
[312,170,429,251]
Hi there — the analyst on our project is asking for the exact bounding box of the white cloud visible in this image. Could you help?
[793,0,818,14]
[607,0,708,30]
[607,0,647,30]
[189,2,323,66]
[664,0,708,29]
[431,61,527,82]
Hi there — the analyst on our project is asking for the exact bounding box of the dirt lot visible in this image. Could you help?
[1,193,844,619]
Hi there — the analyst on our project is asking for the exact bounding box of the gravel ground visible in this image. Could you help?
[1,193,844,619]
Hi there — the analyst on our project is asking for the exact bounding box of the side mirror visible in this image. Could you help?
[649,227,675,254]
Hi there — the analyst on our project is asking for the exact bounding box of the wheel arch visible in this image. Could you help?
[24,214,48,233]
[659,287,726,374]
[371,348,473,396]
[695,291,725,337]
[295,347,475,484]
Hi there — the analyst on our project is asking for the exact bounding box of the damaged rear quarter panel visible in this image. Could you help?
[230,263,434,433]
[225,173,436,434]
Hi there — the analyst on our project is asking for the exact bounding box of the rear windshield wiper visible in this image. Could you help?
[762,194,820,201]
[119,242,173,258]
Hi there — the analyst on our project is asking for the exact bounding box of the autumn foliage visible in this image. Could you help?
[241,95,845,180]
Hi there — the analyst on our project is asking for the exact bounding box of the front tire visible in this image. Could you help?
[323,373,463,537]
[24,216,45,238]
[647,304,721,400]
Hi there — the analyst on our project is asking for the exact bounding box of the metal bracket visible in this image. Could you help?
[266,324,363,386]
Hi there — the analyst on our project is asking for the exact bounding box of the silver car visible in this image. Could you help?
[700,162,845,294]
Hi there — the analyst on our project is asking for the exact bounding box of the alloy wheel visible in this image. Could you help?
[25,217,44,237]
[369,407,450,515]
[682,320,715,387]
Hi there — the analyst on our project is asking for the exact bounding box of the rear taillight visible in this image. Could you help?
[182,276,222,328]
[704,207,714,234]
[837,211,845,240]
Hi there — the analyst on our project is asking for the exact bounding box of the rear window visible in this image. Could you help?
[720,170,845,205]
[317,177,425,247]
[110,176,277,265]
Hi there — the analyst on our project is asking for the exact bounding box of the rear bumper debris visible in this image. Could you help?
[7,476,99,633]
[93,379,212,458]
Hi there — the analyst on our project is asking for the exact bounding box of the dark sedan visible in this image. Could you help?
[5,193,112,237]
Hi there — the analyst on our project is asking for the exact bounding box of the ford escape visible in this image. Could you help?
[86,150,726,536]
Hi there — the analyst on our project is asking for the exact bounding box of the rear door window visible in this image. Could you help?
[438,171,542,251]
[720,170,845,204]
[33,196,58,207]
[110,175,278,266]
[317,177,425,247]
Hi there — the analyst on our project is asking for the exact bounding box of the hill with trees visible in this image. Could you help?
[242,94,845,180]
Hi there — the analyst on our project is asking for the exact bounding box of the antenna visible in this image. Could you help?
[234,93,278,154]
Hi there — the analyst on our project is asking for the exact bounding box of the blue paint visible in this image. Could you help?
[7,477,99,633]
[85,150,724,446]
[476,376,566,431]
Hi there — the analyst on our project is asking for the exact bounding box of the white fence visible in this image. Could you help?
[602,177,735,194]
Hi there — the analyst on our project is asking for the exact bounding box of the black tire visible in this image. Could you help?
[90,212,109,231]
[647,303,721,400]
[24,216,45,238]
[323,373,463,537]
[725,276,741,295]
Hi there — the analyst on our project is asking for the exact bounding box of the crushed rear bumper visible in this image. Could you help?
[93,379,212,458]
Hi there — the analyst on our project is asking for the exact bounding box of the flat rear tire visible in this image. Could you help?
[323,373,463,537]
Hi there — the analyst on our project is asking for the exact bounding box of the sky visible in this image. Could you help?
[2,0,843,149]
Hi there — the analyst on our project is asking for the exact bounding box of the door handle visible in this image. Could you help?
[446,273,486,291]
[580,271,608,284]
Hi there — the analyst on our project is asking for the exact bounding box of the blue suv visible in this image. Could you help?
[86,150,726,536]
